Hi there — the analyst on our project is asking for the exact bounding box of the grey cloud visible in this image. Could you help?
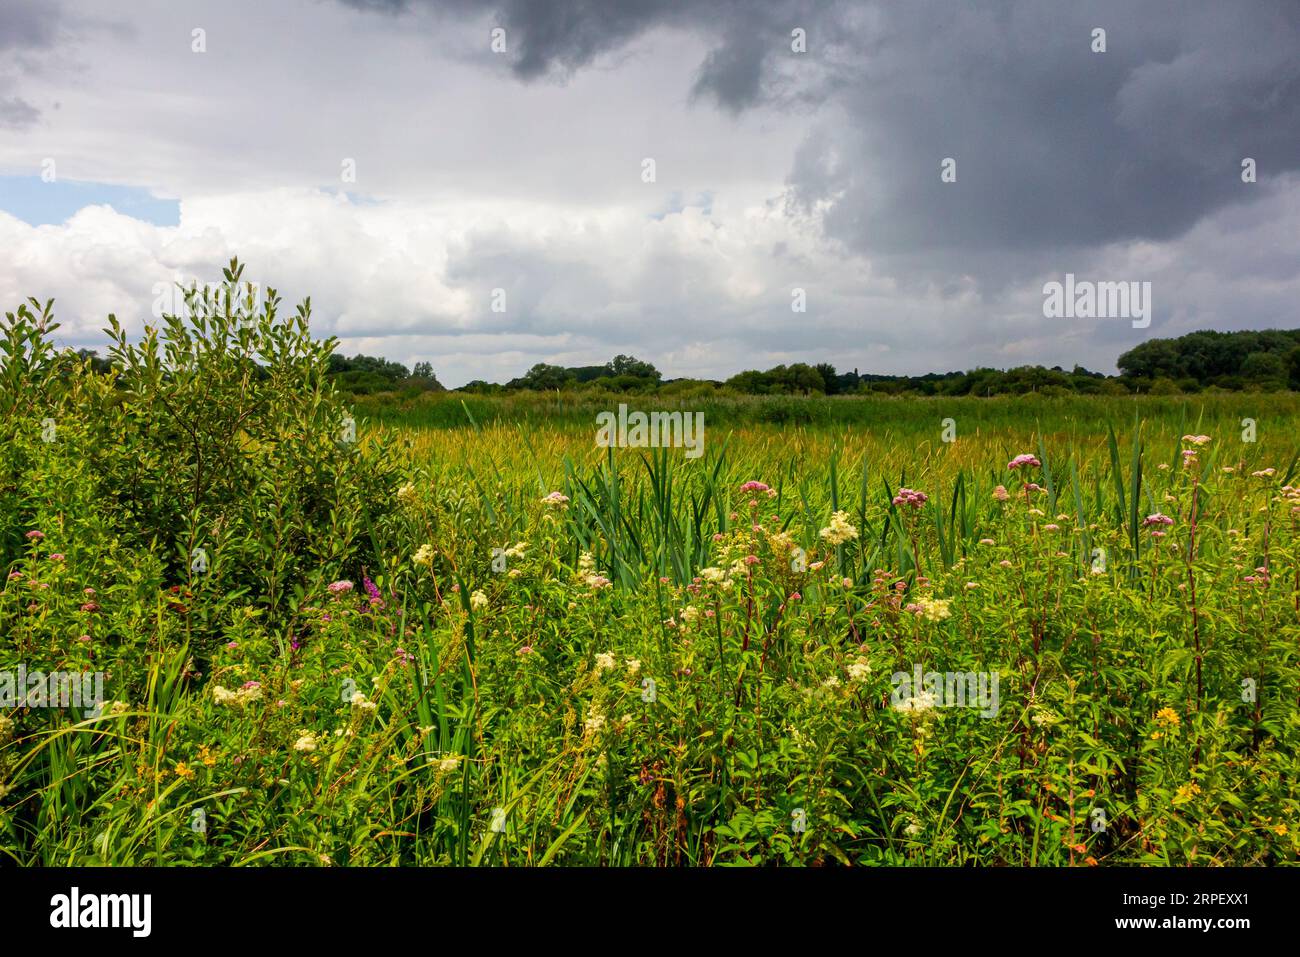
[785,0,1300,266]
[340,0,1300,266]
[339,0,823,107]
[0,96,39,129]
[0,0,60,51]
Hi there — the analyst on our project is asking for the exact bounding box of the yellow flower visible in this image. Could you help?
[174,762,196,779]
[1173,781,1200,804]
[1155,707,1180,728]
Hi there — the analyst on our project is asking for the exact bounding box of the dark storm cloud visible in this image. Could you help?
[789,0,1300,264]
[338,0,821,105]
[339,0,1300,264]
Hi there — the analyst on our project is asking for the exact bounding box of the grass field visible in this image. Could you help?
[3,297,1299,866]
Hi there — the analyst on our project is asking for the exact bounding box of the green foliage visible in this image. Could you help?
[2,272,1299,866]
[1118,328,1300,387]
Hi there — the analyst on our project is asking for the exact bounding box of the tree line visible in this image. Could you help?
[72,328,1300,397]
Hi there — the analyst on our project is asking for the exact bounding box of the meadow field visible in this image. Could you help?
[3,284,1299,866]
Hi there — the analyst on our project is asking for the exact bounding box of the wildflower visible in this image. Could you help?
[679,605,700,623]
[437,756,461,773]
[894,690,937,713]
[212,684,262,708]
[412,544,435,567]
[594,652,616,673]
[1252,468,1276,478]
[847,657,872,683]
[1182,434,1212,446]
[49,553,65,562]
[24,530,43,541]
[1154,707,1180,728]
[903,820,923,837]
[293,731,319,753]
[174,762,195,779]
[541,491,570,508]
[327,580,354,595]
[518,645,533,655]
[1031,708,1059,727]
[577,552,612,589]
[979,538,995,545]
[1142,513,1174,528]
[908,595,951,622]
[584,708,606,734]
[819,510,860,545]
[739,481,770,493]
[351,691,378,713]
[504,542,528,558]
[470,590,488,610]
[626,658,641,675]
[396,482,418,507]
[1043,523,1060,532]
[1173,782,1201,805]
[992,485,1010,502]
[841,577,853,589]
[1007,453,1041,470]
[822,675,841,690]
[699,566,727,584]
[892,488,928,509]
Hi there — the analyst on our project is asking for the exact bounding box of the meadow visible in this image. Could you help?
[2,271,1298,865]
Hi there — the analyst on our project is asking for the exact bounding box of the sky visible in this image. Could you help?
[1,0,1298,387]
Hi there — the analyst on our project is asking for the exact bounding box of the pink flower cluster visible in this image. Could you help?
[1007,454,1041,470]
[892,488,928,509]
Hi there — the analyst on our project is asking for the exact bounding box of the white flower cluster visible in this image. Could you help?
[819,510,859,546]
[212,684,262,708]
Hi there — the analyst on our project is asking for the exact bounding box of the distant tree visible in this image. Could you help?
[1241,351,1287,388]
[510,362,573,391]
[815,363,840,395]
[604,354,661,382]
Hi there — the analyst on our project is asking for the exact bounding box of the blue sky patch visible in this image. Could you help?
[0,176,180,227]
